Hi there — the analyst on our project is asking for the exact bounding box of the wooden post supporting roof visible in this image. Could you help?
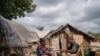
[59,33,68,56]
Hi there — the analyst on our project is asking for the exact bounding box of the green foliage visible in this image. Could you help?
[0,0,36,20]
[51,30,56,32]
[87,31,100,41]
[37,26,44,31]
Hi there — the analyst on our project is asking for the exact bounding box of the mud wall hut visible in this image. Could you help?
[44,31,54,47]
[0,16,39,56]
[44,24,95,56]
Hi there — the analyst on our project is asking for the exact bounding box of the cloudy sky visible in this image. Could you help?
[13,0,100,32]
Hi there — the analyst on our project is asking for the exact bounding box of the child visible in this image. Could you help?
[37,38,52,56]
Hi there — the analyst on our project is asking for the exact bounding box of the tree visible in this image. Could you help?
[87,31,100,41]
[37,26,44,31]
[0,0,36,20]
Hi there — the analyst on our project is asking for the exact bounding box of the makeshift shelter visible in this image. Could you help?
[28,29,39,56]
[44,31,54,47]
[0,16,39,56]
[44,24,95,56]
[36,30,50,38]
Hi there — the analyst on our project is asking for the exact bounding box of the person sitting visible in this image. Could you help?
[61,36,79,55]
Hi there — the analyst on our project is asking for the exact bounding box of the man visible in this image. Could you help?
[37,38,52,56]
[61,36,79,55]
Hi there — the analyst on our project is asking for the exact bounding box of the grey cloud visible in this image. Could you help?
[34,0,62,7]
[79,0,100,22]
[91,19,100,25]
[84,26,100,33]
[82,6,100,21]
[74,0,100,32]
[25,12,60,22]
[38,13,59,21]
[14,0,100,32]
[71,22,100,33]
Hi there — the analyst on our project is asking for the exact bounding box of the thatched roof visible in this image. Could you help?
[0,16,39,48]
[28,29,39,42]
[51,24,95,39]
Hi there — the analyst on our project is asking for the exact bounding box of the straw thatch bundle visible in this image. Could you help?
[0,16,39,56]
